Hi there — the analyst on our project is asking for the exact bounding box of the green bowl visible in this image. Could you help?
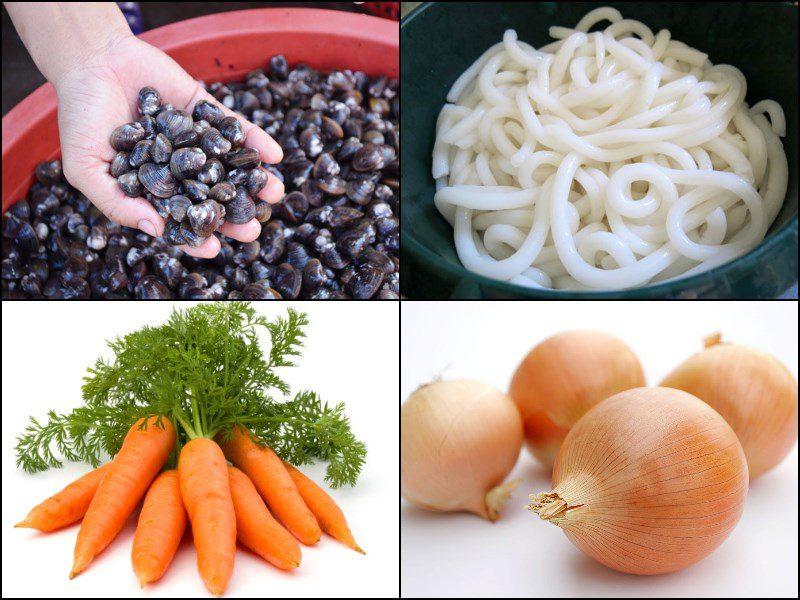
[401,2,798,298]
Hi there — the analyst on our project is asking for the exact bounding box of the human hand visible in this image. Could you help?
[55,35,284,258]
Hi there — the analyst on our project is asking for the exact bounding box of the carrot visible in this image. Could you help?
[283,461,365,554]
[179,438,236,597]
[131,470,187,587]
[71,417,175,578]
[16,463,112,532]
[228,466,302,570]
[219,426,321,545]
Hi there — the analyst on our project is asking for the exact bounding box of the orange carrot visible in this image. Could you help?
[228,465,302,570]
[219,426,321,545]
[16,463,112,532]
[179,438,236,597]
[131,470,187,587]
[71,417,175,578]
[283,461,364,554]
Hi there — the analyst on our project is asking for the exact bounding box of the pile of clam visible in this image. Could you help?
[2,54,398,299]
[110,87,271,246]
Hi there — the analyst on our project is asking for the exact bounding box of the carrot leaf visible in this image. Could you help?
[16,302,366,486]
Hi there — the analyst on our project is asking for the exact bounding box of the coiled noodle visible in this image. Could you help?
[432,7,788,290]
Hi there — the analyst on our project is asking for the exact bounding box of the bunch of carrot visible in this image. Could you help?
[16,417,363,596]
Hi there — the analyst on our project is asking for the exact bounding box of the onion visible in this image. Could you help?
[528,387,748,575]
[660,335,798,479]
[401,380,523,520]
[509,331,645,468]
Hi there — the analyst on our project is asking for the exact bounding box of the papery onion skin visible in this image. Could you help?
[509,331,645,469]
[528,387,748,575]
[401,380,523,520]
[660,341,798,479]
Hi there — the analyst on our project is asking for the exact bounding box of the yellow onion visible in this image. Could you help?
[509,331,645,468]
[660,335,798,479]
[401,380,523,520]
[528,387,748,575]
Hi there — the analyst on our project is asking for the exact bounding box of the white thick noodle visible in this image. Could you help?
[431,6,788,290]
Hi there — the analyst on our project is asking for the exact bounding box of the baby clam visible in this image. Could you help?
[209,182,236,203]
[219,116,245,147]
[172,130,200,149]
[183,179,210,202]
[346,264,384,299]
[129,139,153,168]
[302,258,329,292]
[232,240,260,267]
[138,115,157,139]
[352,143,384,171]
[178,272,208,298]
[345,178,375,205]
[156,109,193,141]
[254,201,272,223]
[170,147,206,180]
[118,171,143,197]
[151,133,172,163]
[313,152,340,178]
[321,115,345,140]
[166,195,192,222]
[273,263,302,299]
[201,128,232,158]
[110,122,145,151]
[299,127,323,157]
[187,199,225,237]
[337,219,376,260]
[329,206,364,230]
[192,100,225,126]
[337,137,362,162]
[246,168,268,196]
[151,196,171,218]
[226,167,250,186]
[277,191,309,224]
[35,160,63,185]
[138,87,161,116]
[239,282,281,300]
[179,219,208,248]
[110,151,131,177]
[138,162,176,198]
[233,91,259,115]
[225,147,260,170]
[193,119,211,135]
[316,176,346,195]
[135,275,171,299]
[15,221,41,254]
[226,187,256,224]
[163,218,186,245]
[198,158,225,186]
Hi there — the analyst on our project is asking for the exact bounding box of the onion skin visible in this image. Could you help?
[401,380,523,520]
[529,387,748,575]
[509,331,645,469]
[660,342,798,479]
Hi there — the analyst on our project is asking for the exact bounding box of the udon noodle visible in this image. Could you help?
[432,7,788,290]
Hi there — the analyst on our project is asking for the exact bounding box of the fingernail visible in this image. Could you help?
[138,219,158,237]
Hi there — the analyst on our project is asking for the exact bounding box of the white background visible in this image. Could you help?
[2,301,399,598]
[401,301,798,598]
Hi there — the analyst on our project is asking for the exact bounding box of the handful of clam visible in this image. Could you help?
[110,87,270,246]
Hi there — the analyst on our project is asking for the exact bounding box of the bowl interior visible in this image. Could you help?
[401,2,797,298]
